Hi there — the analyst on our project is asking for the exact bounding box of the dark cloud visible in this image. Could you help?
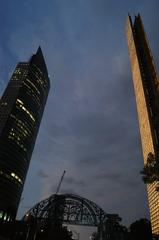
[64,177,86,187]
[94,171,140,189]
[61,188,78,195]
[37,170,49,179]
[95,172,123,181]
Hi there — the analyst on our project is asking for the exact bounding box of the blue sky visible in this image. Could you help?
[1,1,159,239]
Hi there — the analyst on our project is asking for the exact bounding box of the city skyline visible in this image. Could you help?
[1,1,159,239]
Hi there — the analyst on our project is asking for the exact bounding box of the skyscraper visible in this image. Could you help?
[126,15,159,235]
[0,47,50,221]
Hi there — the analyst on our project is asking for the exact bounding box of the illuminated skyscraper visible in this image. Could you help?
[126,15,159,235]
[0,47,50,220]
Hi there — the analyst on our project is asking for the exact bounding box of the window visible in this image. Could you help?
[16,99,35,122]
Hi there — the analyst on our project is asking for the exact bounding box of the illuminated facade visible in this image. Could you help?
[0,47,50,220]
[126,15,159,235]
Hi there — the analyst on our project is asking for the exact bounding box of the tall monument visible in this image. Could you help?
[126,14,159,235]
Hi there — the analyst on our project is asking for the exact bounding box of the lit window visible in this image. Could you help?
[1,102,7,106]
[14,68,21,75]
[10,114,31,135]
[11,172,22,184]
[3,214,7,221]
[8,135,27,152]
[26,78,40,95]
[0,170,22,185]
[23,82,41,106]
[16,99,35,122]
[17,99,23,105]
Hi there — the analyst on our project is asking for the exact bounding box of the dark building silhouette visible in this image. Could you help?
[0,47,50,220]
[126,15,159,235]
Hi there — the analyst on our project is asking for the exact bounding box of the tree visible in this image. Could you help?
[140,152,159,184]
[128,218,152,240]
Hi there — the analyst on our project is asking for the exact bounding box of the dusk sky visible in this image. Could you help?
[1,1,159,239]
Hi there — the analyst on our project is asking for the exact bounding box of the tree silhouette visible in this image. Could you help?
[128,218,152,240]
[140,152,159,184]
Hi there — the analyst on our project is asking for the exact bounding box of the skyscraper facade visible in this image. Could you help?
[0,47,50,220]
[126,15,159,235]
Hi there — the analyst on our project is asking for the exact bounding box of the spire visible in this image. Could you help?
[30,46,48,77]
[126,14,133,30]
[36,46,43,56]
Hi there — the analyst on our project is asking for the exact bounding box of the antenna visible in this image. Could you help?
[55,170,66,194]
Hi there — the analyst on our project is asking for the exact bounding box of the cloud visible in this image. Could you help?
[94,171,139,189]
[37,170,49,178]
[64,177,86,187]
[60,188,78,195]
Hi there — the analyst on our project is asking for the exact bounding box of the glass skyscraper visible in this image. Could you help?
[0,47,50,220]
[126,15,159,235]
